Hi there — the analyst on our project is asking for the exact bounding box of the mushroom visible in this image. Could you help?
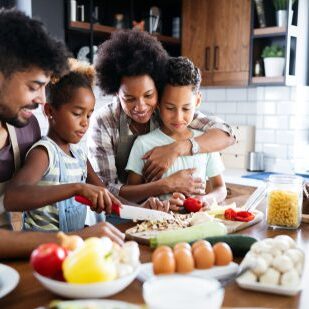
[272,255,293,273]
[281,269,300,287]
[259,267,280,285]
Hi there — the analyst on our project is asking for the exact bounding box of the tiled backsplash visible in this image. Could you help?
[34,85,309,173]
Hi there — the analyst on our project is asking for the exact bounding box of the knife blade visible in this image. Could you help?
[75,195,174,221]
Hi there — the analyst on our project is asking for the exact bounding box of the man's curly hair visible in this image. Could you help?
[95,30,169,95]
[0,8,69,77]
[166,56,201,94]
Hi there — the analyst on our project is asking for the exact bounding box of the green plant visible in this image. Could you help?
[272,0,296,11]
[261,45,285,58]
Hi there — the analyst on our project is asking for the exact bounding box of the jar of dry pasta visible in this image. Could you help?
[267,175,303,229]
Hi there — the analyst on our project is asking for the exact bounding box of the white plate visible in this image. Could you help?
[138,262,238,282]
[47,299,141,308]
[34,265,140,299]
[0,264,20,298]
[236,278,302,296]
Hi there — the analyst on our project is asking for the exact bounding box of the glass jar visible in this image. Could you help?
[267,174,303,229]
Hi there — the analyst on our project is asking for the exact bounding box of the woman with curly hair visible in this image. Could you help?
[89,30,234,208]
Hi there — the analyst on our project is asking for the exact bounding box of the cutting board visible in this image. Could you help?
[125,210,264,245]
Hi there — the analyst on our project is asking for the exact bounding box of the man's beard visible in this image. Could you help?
[2,115,29,127]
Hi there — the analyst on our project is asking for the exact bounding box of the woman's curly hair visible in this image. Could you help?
[48,58,95,109]
[95,30,169,95]
[0,8,69,77]
[166,57,201,93]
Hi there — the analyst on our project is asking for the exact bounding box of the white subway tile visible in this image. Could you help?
[247,115,257,126]
[256,87,265,100]
[277,101,295,115]
[289,116,308,129]
[226,88,247,101]
[256,129,276,143]
[237,102,256,114]
[263,116,278,129]
[264,86,290,101]
[263,143,288,159]
[257,101,276,114]
[293,85,309,101]
[255,143,263,152]
[247,87,257,101]
[200,102,217,114]
[225,115,247,125]
[216,102,237,113]
[203,88,226,101]
[276,130,295,144]
[264,157,276,171]
[255,115,264,128]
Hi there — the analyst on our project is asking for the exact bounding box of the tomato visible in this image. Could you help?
[183,197,202,213]
[30,243,68,279]
[224,208,237,220]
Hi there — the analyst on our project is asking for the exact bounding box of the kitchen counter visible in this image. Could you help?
[224,168,264,187]
[1,184,309,309]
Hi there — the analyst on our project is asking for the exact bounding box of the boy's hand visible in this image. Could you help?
[169,192,186,211]
[141,197,170,213]
[77,184,122,214]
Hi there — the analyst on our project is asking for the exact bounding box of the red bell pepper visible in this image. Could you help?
[183,197,203,213]
[224,208,255,222]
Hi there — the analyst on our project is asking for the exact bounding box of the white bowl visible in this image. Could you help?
[143,275,224,309]
[34,265,140,299]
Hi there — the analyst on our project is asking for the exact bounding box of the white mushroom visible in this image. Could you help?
[121,241,140,267]
[285,248,304,266]
[262,238,276,247]
[251,257,268,276]
[270,248,282,258]
[238,270,257,283]
[251,241,272,254]
[272,238,290,252]
[259,267,280,285]
[275,235,296,249]
[272,255,293,273]
[281,269,300,287]
[116,263,134,278]
[259,253,273,267]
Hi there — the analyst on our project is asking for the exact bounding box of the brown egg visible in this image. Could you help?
[152,250,176,275]
[192,240,212,253]
[173,242,191,253]
[174,248,194,273]
[152,246,173,261]
[213,242,233,266]
[192,244,215,269]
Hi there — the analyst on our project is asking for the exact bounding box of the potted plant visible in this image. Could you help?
[261,45,285,77]
[272,0,296,27]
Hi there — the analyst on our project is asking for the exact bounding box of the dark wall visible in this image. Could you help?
[32,0,65,41]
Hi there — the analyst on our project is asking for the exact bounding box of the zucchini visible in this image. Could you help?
[201,234,258,257]
[149,221,227,248]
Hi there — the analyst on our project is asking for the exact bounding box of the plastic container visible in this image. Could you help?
[266,174,303,229]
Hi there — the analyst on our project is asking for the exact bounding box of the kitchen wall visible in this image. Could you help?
[34,85,309,173]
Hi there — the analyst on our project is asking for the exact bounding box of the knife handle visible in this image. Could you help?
[75,195,93,207]
[111,203,120,216]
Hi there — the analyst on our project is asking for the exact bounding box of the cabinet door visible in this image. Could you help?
[182,0,213,85]
[211,0,251,86]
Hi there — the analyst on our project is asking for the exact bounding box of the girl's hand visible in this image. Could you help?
[195,195,216,211]
[141,197,170,213]
[163,169,205,196]
[77,184,122,214]
[169,192,186,212]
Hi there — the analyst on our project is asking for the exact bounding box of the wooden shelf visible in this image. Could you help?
[69,21,180,45]
[253,26,287,38]
[251,76,285,85]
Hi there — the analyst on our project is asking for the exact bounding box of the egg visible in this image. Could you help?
[152,250,176,275]
[213,242,233,266]
[192,240,212,253]
[192,244,215,269]
[174,248,194,273]
[152,246,173,261]
[173,242,191,253]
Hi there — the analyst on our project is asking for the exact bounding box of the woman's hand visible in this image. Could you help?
[163,169,205,196]
[169,192,186,212]
[142,142,182,182]
[141,197,170,212]
[76,184,122,214]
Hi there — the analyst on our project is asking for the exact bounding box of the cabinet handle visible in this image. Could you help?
[205,47,210,71]
[214,46,219,70]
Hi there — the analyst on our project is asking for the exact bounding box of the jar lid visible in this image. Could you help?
[268,174,303,184]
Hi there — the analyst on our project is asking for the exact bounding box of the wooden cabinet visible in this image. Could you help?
[182,0,251,87]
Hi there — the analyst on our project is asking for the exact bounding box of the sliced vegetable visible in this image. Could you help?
[224,208,255,222]
[150,221,227,248]
[183,197,203,213]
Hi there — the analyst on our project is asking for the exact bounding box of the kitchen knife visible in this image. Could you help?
[75,195,174,221]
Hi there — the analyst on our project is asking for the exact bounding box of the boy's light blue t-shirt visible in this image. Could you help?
[125,128,225,200]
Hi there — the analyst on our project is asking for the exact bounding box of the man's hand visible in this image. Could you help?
[169,192,186,211]
[142,142,182,182]
[81,221,125,246]
[163,169,205,196]
[141,197,170,212]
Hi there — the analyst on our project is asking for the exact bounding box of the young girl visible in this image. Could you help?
[4,59,121,232]
[125,57,227,210]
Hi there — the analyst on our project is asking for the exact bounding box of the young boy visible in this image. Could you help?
[125,56,227,210]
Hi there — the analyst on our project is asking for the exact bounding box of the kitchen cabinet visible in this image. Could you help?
[250,0,309,86]
[182,0,251,87]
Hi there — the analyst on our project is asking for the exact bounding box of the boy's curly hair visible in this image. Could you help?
[166,56,201,94]
[95,30,169,95]
[0,8,69,77]
[48,59,95,109]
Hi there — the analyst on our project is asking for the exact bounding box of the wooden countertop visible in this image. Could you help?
[1,184,309,309]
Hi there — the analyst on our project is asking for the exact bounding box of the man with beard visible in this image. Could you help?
[0,9,124,258]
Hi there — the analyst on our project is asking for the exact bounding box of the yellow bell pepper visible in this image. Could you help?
[62,237,117,284]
